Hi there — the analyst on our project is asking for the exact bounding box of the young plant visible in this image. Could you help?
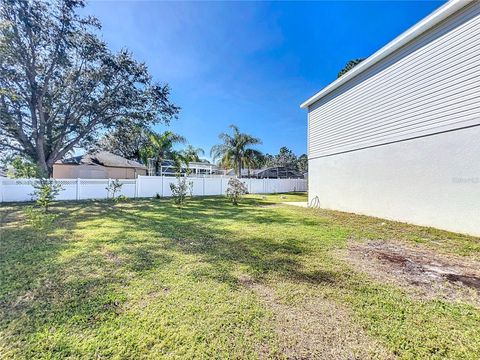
[226,178,248,205]
[106,179,123,201]
[170,175,193,206]
[30,178,63,212]
[24,205,58,230]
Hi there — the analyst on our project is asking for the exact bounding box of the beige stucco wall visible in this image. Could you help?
[53,164,146,179]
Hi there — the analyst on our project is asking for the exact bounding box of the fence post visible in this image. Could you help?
[161,175,164,197]
[76,178,80,200]
[107,178,111,199]
[135,176,139,198]
[203,175,206,196]
[0,177,3,203]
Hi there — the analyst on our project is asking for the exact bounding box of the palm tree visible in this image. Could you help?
[181,145,205,163]
[140,131,187,175]
[243,148,264,178]
[210,125,262,177]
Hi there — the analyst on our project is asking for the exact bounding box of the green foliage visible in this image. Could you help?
[106,179,123,201]
[181,145,205,163]
[262,147,308,172]
[30,178,63,212]
[210,125,263,177]
[140,131,187,175]
[226,178,248,205]
[95,124,152,162]
[297,154,308,173]
[116,195,128,202]
[337,58,365,78]
[7,156,40,178]
[0,0,179,175]
[24,205,58,230]
[169,175,193,206]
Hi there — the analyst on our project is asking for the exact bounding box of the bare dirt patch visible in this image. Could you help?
[344,241,480,306]
[238,275,393,360]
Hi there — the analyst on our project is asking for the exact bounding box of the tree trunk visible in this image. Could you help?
[237,159,242,178]
[36,156,50,178]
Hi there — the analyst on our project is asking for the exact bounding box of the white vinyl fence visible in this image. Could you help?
[0,176,307,203]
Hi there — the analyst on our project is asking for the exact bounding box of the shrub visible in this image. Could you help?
[30,178,63,212]
[24,205,58,230]
[226,178,248,205]
[170,175,193,206]
[106,179,123,201]
[116,195,128,202]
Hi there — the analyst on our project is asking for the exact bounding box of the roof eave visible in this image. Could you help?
[300,0,470,109]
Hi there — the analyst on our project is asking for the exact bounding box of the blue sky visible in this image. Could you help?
[83,0,443,158]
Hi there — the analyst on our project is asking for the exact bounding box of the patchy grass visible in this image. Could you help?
[1,193,479,359]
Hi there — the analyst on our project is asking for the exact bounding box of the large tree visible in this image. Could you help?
[181,145,205,163]
[0,0,179,176]
[297,153,308,173]
[243,148,264,177]
[140,131,186,175]
[261,147,307,172]
[210,125,262,177]
[263,146,297,168]
[95,124,151,162]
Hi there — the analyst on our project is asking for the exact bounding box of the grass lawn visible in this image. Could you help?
[1,193,480,359]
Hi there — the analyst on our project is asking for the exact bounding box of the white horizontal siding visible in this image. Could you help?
[308,2,480,158]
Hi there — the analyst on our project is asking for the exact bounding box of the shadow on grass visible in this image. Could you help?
[0,195,341,354]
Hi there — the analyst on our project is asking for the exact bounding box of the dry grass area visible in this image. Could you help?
[344,240,480,307]
[239,274,393,360]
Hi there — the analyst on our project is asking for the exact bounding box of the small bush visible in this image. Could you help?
[24,206,58,230]
[116,195,128,202]
[30,178,63,212]
[106,179,123,201]
[226,178,248,205]
[170,175,193,206]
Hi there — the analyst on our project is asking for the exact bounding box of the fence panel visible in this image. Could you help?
[79,179,109,200]
[1,178,36,202]
[55,179,78,200]
[204,177,223,195]
[0,176,307,203]
[249,179,265,194]
[162,177,174,197]
[137,176,161,197]
[118,180,136,198]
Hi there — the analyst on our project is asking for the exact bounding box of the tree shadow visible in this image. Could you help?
[0,196,340,355]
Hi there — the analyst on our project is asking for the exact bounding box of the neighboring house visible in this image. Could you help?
[153,159,220,176]
[301,1,480,236]
[53,151,147,179]
[225,167,304,179]
[254,167,304,179]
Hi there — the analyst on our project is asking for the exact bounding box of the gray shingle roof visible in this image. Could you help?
[57,151,147,169]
